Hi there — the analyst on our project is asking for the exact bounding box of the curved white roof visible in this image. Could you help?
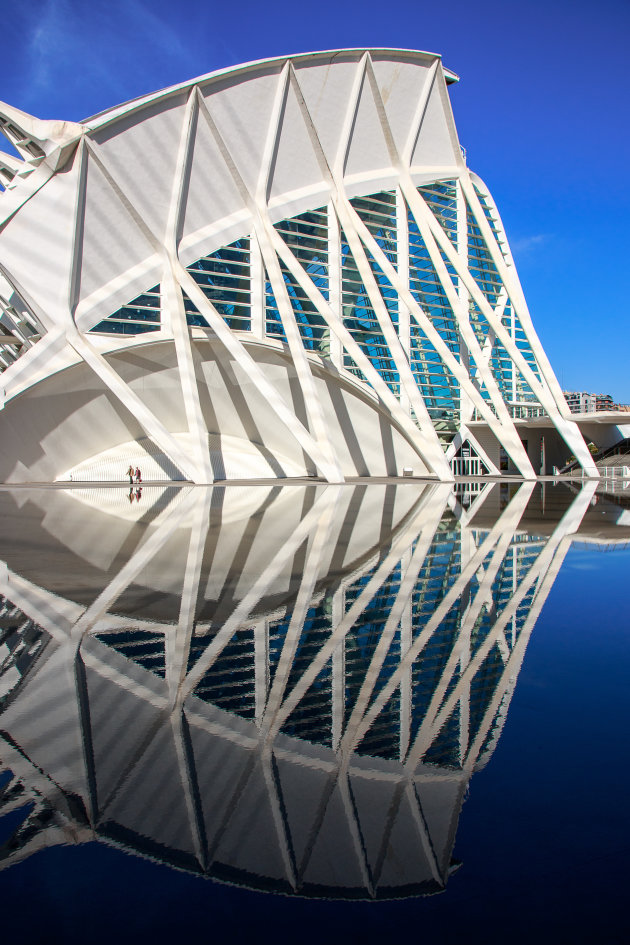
[0,48,598,485]
[0,48,463,334]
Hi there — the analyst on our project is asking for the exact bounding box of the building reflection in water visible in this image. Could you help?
[0,480,625,898]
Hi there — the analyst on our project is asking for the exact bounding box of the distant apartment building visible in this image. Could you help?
[564,391,618,413]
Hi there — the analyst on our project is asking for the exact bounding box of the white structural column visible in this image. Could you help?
[327,200,344,370]
[164,89,215,483]
[330,54,452,479]
[337,55,534,476]
[255,222,343,481]
[330,196,453,479]
[416,184,561,409]
[346,192,534,477]
[269,226,437,475]
[173,92,346,482]
[176,264,345,481]
[161,272,212,482]
[396,187,411,415]
[265,68,450,476]
[68,329,200,481]
[254,65,342,481]
[341,85,533,478]
[69,140,201,482]
[250,236,265,340]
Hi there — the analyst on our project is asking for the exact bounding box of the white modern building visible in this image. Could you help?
[0,48,609,483]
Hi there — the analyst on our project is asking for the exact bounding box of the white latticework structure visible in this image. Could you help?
[0,480,600,895]
[0,48,596,483]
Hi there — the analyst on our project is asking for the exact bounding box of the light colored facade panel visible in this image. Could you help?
[201,68,285,197]
[92,91,190,243]
[369,56,434,156]
[290,56,364,170]
[77,149,160,312]
[0,160,80,330]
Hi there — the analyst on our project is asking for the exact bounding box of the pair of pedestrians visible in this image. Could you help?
[126,465,142,485]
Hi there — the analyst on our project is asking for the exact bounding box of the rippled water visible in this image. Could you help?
[0,481,628,943]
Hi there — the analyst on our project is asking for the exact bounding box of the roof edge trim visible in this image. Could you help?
[82,47,459,130]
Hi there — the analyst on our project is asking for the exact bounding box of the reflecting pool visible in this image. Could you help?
[0,481,628,943]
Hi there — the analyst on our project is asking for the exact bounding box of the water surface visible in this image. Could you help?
[0,481,628,943]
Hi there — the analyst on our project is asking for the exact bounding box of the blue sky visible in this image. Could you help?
[1,0,628,399]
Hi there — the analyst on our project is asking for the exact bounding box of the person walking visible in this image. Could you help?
[135,467,142,484]
[127,464,134,485]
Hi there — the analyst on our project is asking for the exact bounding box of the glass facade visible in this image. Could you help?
[86,184,550,436]
[90,286,161,335]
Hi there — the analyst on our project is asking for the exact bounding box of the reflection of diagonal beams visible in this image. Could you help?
[204,486,282,629]
[0,734,87,840]
[448,480,494,527]
[465,484,597,768]
[463,539,568,769]
[414,484,596,761]
[408,482,534,761]
[171,712,206,868]
[352,483,535,750]
[260,487,343,740]
[292,766,337,886]
[70,487,196,640]
[338,772,374,896]
[0,565,81,642]
[339,498,446,756]
[74,649,98,824]
[406,781,442,885]
[261,751,297,890]
[181,486,340,699]
[167,487,213,707]
[270,484,451,734]
[204,751,258,867]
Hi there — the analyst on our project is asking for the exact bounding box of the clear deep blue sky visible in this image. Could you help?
[1,0,628,399]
